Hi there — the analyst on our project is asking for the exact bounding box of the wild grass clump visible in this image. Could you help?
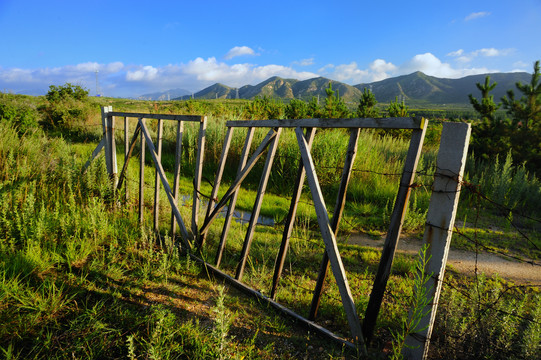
[0,93,40,134]
[432,275,541,360]
[465,151,541,214]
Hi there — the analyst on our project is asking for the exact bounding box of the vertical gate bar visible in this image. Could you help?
[192,116,207,238]
[116,124,141,194]
[309,127,361,320]
[270,127,316,299]
[138,118,145,224]
[101,106,112,176]
[235,127,282,281]
[139,119,191,247]
[109,106,117,187]
[198,126,234,249]
[295,127,367,355]
[363,119,428,343]
[171,121,184,237]
[199,128,277,239]
[214,127,255,267]
[403,122,471,360]
[124,116,129,202]
[153,119,164,232]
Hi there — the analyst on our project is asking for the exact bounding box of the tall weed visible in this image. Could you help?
[466,151,541,213]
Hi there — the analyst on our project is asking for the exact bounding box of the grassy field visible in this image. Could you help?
[0,94,540,359]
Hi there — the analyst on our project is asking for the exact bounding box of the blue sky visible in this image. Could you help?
[1,0,539,97]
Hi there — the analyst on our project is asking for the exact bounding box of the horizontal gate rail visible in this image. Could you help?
[226,116,425,129]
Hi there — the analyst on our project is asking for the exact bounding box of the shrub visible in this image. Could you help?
[0,94,39,134]
[40,83,91,129]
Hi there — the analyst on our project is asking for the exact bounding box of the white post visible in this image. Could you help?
[403,122,471,360]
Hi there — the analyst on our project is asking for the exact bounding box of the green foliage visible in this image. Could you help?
[356,88,380,118]
[465,151,541,213]
[387,97,410,117]
[468,76,501,122]
[45,83,89,102]
[501,60,541,171]
[285,98,309,119]
[471,61,541,173]
[245,96,285,119]
[0,93,39,134]
[433,275,541,360]
[501,60,541,130]
[321,82,350,118]
[307,96,321,118]
[211,285,237,360]
[390,244,433,360]
[41,83,92,128]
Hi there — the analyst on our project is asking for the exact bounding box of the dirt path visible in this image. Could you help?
[346,233,541,284]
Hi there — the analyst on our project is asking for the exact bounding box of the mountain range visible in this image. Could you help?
[141,71,531,106]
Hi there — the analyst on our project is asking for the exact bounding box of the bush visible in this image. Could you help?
[0,94,39,134]
[40,83,91,129]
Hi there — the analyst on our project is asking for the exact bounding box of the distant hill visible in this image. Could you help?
[173,76,364,102]
[177,83,238,100]
[239,76,298,99]
[166,71,531,106]
[138,88,191,100]
[355,71,531,104]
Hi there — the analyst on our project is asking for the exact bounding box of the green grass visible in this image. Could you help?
[1,97,541,359]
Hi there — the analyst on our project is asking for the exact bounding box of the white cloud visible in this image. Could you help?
[330,62,369,83]
[126,65,158,81]
[293,58,314,66]
[447,49,464,57]
[456,56,472,63]
[181,57,316,86]
[318,52,494,83]
[318,64,335,73]
[402,53,493,78]
[224,46,256,60]
[447,48,514,66]
[472,48,513,57]
[369,59,398,81]
[104,62,124,73]
[512,61,529,70]
[0,67,34,83]
[400,53,457,77]
[465,11,490,21]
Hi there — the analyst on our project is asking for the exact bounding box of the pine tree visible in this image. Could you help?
[285,98,309,119]
[501,60,541,130]
[468,76,501,122]
[307,96,320,118]
[356,88,379,118]
[468,76,510,161]
[322,82,350,118]
[387,96,409,117]
[501,60,541,172]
